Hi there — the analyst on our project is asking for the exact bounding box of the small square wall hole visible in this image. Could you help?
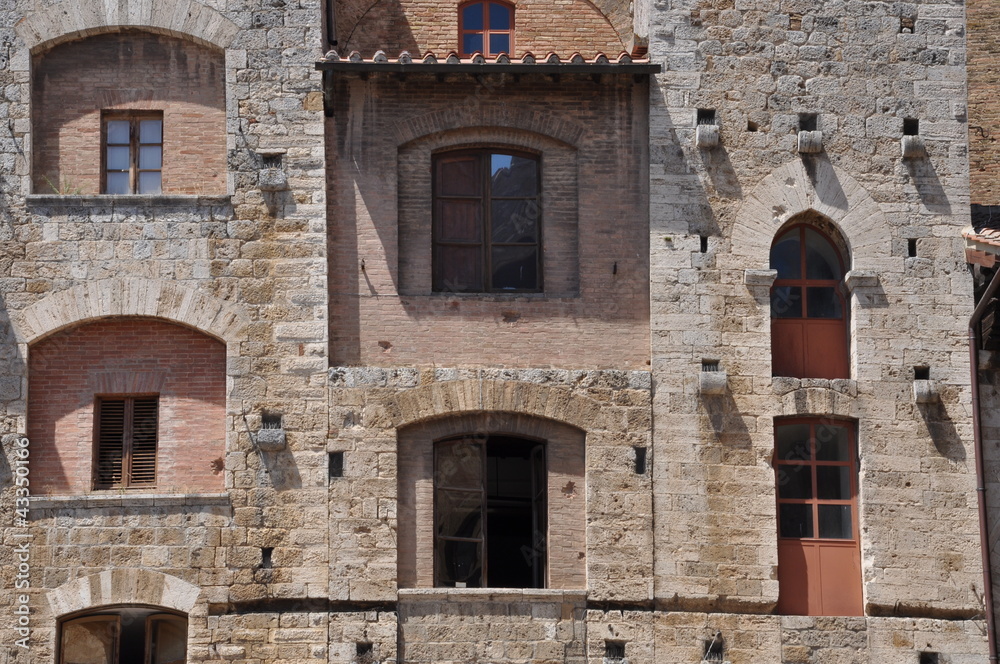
[633,446,647,475]
[908,238,917,257]
[329,452,344,480]
[604,641,626,662]
[799,113,818,132]
[903,118,919,135]
[914,366,930,380]
[789,12,803,30]
[700,235,709,253]
[918,653,939,664]
[900,16,915,33]
[356,642,375,664]
[702,359,720,372]
[747,120,759,132]
[697,108,716,125]
[261,547,274,568]
[262,153,282,168]
[262,412,283,429]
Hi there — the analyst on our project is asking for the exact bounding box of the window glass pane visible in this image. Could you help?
[818,504,853,539]
[775,423,811,461]
[489,33,510,55]
[438,156,480,196]
[462,3,484,30]
[105,172,130,195]
[816,466,851,500]
[779,503,813,538]
[815,425,850,461]
[138,171,162,195]
[436,538,482,587]
[806,287,842,318]
[491,245,538,290]
[771,286,802,318]
[770,228,801,279]
[106,120,130,144]
[139,146,162,170]
[489,3,511,29]
[491,154,536,196]
[805,228,843,280]
[107,145,130,171]
[463,33,483,54]
[776,463,812,499]
[150,618,186,664]
[139,120,162,144]
[435,245,482,292]
[61,617,118,664]
[436,440,483,488]
[436,489,483,539]
[438,200,482,242]
[492,200,538,243]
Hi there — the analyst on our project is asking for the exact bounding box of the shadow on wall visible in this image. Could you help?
[916,398,965,462]
[337,0,419,55]
[700,391,752,448]
[906,158,952,215]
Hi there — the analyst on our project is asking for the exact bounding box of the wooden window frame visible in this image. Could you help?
[773,417,863,616]
[432,148,542,293]
[458,0,514,57]
[93,394,159,489]
[101,111,164,195]
[433,435,547,589]
[770,223,849,379]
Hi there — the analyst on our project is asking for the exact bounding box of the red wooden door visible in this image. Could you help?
[774,419,863,616]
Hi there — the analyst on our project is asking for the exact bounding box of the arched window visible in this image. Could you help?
[770,224,849,379]
[59,608,186,664]
[435,435,546,588]
[459,1,514,56]
[433,149,541,292]
[773,419,862,616]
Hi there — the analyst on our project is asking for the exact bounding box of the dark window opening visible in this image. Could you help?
[604,641,626,662]
[702,359,720,372]
[633,446,647,475]
[697,108,716,125]
[798,113,818,132]
[434,435,546,588]
[329,451,345,479]
[261,547,274,568]
[903,118,919,136]
[908,238,918,257]
[95,395,159,489]
[700,235,709,253]
[919,653,939,664]
[262,412,283,429]
[459,1,513,56]
[103,111,163,195]
[433,149,541,293]
[262,153,282,168]
[914,366,930,380]
[59,609,186,664]
[703,633,725,662]
[747,120,759,132]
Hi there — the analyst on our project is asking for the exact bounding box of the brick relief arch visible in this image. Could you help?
[394,104,585,151]
[15,0,240,52]
[730,158,891,273]
[47,569,200,618]
[388,378,605,432]
[11,278,249,346]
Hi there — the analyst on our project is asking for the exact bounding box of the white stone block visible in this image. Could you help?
[797,130,823,153]
[696,124,720,148]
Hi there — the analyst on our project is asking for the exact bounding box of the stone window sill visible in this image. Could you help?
[25,194,231,207]
[29,492,230,509]
[398,588,588,602]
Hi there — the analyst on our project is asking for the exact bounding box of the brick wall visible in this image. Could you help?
[28,318,226,494]
[968,0,1000,205]
[31,30,226,195]
[327,74,650,369]
[336,0,626,57]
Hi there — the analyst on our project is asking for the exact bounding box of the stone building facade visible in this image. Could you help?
[0,0,992,663]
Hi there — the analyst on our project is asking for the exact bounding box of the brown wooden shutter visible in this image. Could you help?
[129,397,158,486]
[95,396,158,489]
[96,399,126,488]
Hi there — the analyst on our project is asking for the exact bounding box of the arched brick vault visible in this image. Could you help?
[15,0,240,52]
[388,379,606,432]
[730,158,892,270]
[11,278,249,346]
[47,569,200,618]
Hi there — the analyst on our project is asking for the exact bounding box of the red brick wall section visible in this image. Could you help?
[28,318,227,495]
[968,0,1000,205]
[336,0,625,57]
[31,30,226,195]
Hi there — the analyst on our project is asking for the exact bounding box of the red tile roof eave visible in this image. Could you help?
[315,49,660,74]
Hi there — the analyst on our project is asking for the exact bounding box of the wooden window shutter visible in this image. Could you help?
[95,396,158,489]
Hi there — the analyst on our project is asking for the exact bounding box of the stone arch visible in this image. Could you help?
[15,0,240,52]
[47,569,200,618]
[730,158,892,272]
[388,378,606,432]
[11,278,249,345]
[779,387,860,419]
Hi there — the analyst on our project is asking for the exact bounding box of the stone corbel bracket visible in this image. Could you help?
[696,124,720,149]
